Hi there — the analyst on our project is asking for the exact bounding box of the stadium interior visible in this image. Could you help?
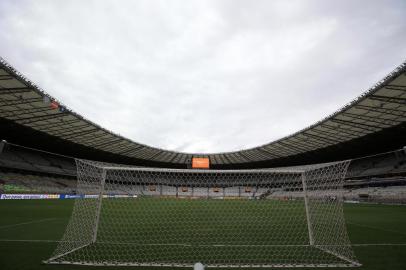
[1,57,405,204]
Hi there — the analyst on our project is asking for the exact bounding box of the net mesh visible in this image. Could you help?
[46,159,360,267]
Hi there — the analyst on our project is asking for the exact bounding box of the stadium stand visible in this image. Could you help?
[0,141,406,203]
[0,134,405,194]
[344,185,406,204]
[0,170,76,194]
[342,148,406,204]
[347,147,406,179]
[0,142,76,176]
[0,141,77,194]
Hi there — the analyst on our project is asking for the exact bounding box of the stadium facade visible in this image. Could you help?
[0,56,405,170]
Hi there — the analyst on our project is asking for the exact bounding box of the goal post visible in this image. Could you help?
[45,159,360,267]
[301,173,314,246]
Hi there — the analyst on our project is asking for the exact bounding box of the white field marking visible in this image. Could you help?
[0,239,60,243]
[0,239,405,247]
[0,218,59,229]
[0,240,309,246]
[347,221,406,236]
[95,242,313,247]
[352,243,406,246]
[98,242,406,247]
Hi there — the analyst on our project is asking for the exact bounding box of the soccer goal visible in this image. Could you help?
[45,159,360,268]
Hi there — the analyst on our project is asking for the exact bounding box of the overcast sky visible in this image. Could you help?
[0,0,405,153]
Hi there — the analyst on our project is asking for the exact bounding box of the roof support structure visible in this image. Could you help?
[0,97,42,106]
[331,119,379,132]
[354,104,405,117]
[369,95,406,105]
[0,87,32,94]
[13,113,67,124]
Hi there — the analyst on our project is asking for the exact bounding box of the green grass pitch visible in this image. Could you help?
[0,199,405,269]
[53,198,343,267]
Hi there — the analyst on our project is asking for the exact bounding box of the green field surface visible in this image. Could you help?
[0,199,405,270]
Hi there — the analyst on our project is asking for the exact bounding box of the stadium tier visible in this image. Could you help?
[0,144,75,176]
[1,142,406,205]
[1,142,405,181]
[0,170,76,194]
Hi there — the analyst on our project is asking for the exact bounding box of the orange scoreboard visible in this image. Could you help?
[192,157,210,169]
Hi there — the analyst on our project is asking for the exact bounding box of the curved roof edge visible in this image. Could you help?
[1,56,405,165]
[240,60,406,153]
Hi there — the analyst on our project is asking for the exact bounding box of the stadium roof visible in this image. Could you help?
[1,57,405,168]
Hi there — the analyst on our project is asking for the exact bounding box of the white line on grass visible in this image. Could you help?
[352,243,406,246]
[0,239,405,247]
[0,239,60,243]
[0,218,58,229]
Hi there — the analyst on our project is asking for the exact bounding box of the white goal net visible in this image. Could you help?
[45,159,360,268]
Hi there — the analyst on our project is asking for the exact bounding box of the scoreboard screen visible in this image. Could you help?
[192,157,210,169]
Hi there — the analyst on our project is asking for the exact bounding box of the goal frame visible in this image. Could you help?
[45,160,360,268]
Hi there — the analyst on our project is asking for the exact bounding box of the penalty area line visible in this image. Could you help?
[0,239,405,247]
[0,239,60,243]
[0,218,59,230]
[352,243,406,246]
